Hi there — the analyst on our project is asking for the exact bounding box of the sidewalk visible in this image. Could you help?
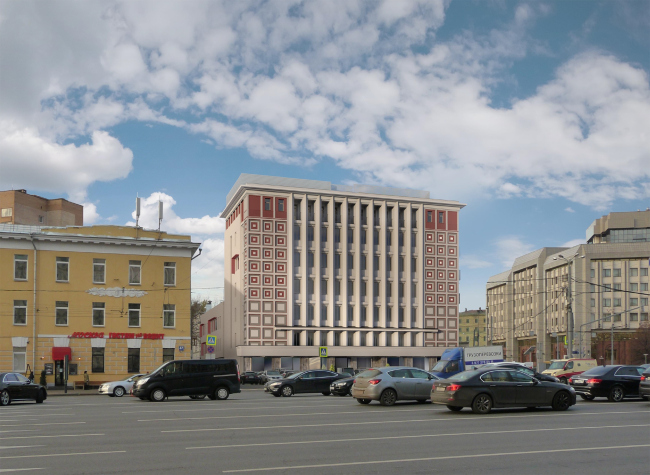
[46,388,101,397]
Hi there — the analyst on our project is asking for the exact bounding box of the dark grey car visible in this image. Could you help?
[351,367,439,406]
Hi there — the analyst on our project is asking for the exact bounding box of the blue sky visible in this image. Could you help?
[1,0,649,309]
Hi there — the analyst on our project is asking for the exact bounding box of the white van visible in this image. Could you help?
[542,358,598,383]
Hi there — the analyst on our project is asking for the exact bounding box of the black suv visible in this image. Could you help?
[132,359,240,402]
[265,370,346,397]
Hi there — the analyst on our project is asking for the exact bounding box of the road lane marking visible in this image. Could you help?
[0,434,104,441]
[164,410,650,433]
[222,444,650,472]
[124,403,362,414]
[188,423,649,449]
[0,446,46,450]
[0,431,35,434]
[0,422,85,428]
[0,469,45,472]
[0,451,125,460]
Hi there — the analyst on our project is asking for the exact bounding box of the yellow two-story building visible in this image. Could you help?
[0,224,199,387]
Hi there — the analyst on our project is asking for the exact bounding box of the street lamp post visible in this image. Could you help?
[553,254,585,359]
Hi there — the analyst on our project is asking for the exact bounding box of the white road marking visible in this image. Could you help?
[0,431,35,434]
[163,410,650,433]
[188,423,649,449]
[0,450,125,460]
[222,444,650,472]
[0,446,45,450]
[0,434,104,441]
[0,469,45,472]
[124,403,359,414]
[0,422,85,428]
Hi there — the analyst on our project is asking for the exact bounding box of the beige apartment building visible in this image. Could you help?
[0,189,83,226]
[487,210,650,368]
[458,308,487,347]
[220,174,465,372]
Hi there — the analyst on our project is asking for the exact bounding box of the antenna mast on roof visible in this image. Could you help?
[135,195,141,228]
[158,199,163,231]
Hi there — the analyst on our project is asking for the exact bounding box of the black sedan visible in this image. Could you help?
[431,367,576,414]
[481,362,559,383]
[569,365,644,402]
[0,373,47,406]
[241,371,262,385]
[640,370,650,400]
[330,375,355,396]
[265,370,346,397]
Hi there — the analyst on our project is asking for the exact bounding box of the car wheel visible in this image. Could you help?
[559,377,568,384]
[36,390,45,404]
[215,387,230,400]
[0,390,10,406]
[281,385,293,397]
[113,386,125,397]
[447,405,462,412]
[150,388,166,402]
[379,389,397,406]
[471,394,493,414]
[580,394,595,401]
[552,391,571,411]
[322,391,331,396]
[357,398,371,404]
[607,386,625,402]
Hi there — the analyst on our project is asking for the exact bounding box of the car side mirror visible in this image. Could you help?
[532,378,540,385]
[428,375,433,380]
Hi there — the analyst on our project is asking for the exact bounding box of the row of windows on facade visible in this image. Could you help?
[291,304,431,325]
[293,278,424,299]
[593,267,649,278]
[199,318,218,336]
[590,297,649,308]
[293,225,426,248]
[10,301,176,327]
[292,200,446,227]
[13,255,177,286]
[288,331,438,346]
[591,283,650,292]
[293,252,427,273]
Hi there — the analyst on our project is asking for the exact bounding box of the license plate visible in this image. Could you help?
[436,386,445,392]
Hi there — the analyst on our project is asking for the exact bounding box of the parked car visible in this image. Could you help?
[0,372,47,405]
[241,371,262,385]
[431,368,576,414]
[640,369,650,400]
[481,362,559,383]
[260,370,283,384]
[541,358,597,384]
[569,365,645,402]
[351,367,440,406]
[265,370,346,397]
[330,375,355,396]
[98,374,144,397]
[132,359,240,402]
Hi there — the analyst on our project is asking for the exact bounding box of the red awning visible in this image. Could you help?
[52,347,72,360]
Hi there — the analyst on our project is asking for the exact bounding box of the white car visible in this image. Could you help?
[98,374,144,397]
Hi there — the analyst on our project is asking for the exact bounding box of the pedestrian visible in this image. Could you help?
[83,370,89,390]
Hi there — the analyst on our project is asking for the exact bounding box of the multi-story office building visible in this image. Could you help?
[458,308,487,347]
[220,174,465,372]
[487,210,650,367]
[0,189,83,226]
[0,224,199,387]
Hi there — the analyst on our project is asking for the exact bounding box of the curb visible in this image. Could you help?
[46,392,102,397]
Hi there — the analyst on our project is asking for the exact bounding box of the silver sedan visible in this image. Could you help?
[351,367,439,406]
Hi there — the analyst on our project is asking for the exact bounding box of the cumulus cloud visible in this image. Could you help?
[565,207,575,213]
[190,237,225,304]
[494,236,537,268]
[460,255,493,270]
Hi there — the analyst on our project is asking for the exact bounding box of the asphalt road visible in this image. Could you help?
[1,388,649,474]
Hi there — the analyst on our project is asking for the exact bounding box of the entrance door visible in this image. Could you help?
[54,360,65,387]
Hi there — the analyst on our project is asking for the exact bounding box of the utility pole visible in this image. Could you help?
[567,258,574,358]
[610,310,615,365]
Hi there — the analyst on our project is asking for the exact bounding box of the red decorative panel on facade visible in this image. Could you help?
[448,296,456,303]
[275,197,287,219]
[426,271,433,279]
[263,235,272,245]
[438,271,445,279]
[276,289,285,299]
[449,234,456,243]
[437,246,445,255]
[276,276,285,286]
[263,197,273,218]
[448,283,455,291]
[249,275,259,285]
[276,250,286,259]
[448,271,455,279]
[250,261,259,272]
[425,209,435,230]
[438,233,445,242]
[426,258,434,267]
[426,246,434,254]
[263,249,272,259]
[426,233,434,241]
[263,276,272,285]
[437,259,445,267]
[447,211,458,231]
[438,295,445,303]
[249,234,259,244]
[436,211,446,230]
[449,259,456,267]
[249,248,259,258]
[249,220,259,230]
[438,283,444,291]
[276,263,286,273]
[449,247,456,255]
[263,221,272,231]
[264,290,272,299]
[263,263,272,272]
[276,236,285,246]
[249,288,259,298]
[276,222,286,233]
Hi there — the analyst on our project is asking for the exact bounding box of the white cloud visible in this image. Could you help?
[565,207,575,213]
[190,237,225,305]
[494,236,536,268]
[127,192,224,236]
[82,202,100,225]
[460,255,493,270]
[560,238,585,248]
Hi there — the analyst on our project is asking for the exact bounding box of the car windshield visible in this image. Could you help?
[286,372,304,379]
[547,361,566,370]
[149,362,171,376]
[431,360,450,372]
[580,366,611,377]
[356,369,382,378]
[447,370,481,381]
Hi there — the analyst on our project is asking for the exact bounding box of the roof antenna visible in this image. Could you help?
[158,199,163,231]
[135,195,141,228]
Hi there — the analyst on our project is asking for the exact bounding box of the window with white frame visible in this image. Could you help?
[92,302,105,326]
[129,260,141,285]
[56,257,69,282]
[55,301,68,325]
[13,300,27,325]
[164,262,176,286]
[14,254,28,280]
[13,347,26,372]
[93,258,106,284]
[163,304,175,327]
[128,303,141,327]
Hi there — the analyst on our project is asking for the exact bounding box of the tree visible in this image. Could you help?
[630,323,650,365]
[190,298,210,358]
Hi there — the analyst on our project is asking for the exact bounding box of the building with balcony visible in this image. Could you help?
[0,224,199,387]
[220,174,465,372]
[487,210,650,368]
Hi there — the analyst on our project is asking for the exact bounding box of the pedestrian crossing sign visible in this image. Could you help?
[207,335,216,346]
[319,347,327,358]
